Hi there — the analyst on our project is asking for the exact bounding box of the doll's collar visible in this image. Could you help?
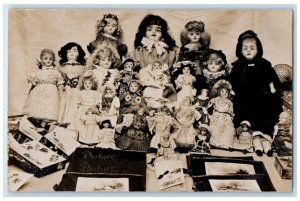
[102,33,118,41]
[61,61,81,67]
[197,95,209,100]
[41,65,54,70]
[203,69,226,79]
[141,37,168,56]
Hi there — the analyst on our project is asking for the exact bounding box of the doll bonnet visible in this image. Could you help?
[198,124,211,134]
[235,30,263,59]
[211,79,235,98]
[240,120,251,128]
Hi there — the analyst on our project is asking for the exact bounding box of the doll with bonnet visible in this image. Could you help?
[191,124,212,155]
[232,120,254,153]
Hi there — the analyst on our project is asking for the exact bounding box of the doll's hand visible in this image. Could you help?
[202,107,208,115]
[271,87,276,94]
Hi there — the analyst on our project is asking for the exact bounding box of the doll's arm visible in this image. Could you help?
[270,82,276,94]
[175,75,183,89]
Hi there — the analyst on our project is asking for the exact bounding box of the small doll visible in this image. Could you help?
[86,44,121,93]
[173,61,197,106]
[195,49,229,93]
[194,88,210,125]
[115,106,151,152]
[134,14,177,69]
[97,119,118,149]
[117,58,140,96]
[23,49,64,124]
[99,84,120,127]
[157,133,177,158]
[207,80,235,149]
[57,42,86,128]
[173,96,201,152]
[232,121,254,153]
[178,20,211,75]
[228,30,282,135]
[87,13,128,58]
[191,124,212,155]
[78,107,102,146]
[147,106,180,151]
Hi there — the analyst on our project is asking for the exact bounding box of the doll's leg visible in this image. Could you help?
[262,139,273,157]
[252,136,263,156]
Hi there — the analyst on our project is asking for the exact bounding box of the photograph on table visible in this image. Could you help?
[75,177,129,192]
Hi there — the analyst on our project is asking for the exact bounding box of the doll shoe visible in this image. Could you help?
[255,150,263,156]
[266,149,273,157]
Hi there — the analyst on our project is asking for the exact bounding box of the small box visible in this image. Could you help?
[274,156,292,179]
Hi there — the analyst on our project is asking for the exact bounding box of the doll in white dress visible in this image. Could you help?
[97,119,118,149]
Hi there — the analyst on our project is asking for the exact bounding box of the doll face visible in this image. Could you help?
[241,124,249,132]
[220,88,228,98]
[41,53,54,67]
[103,122,110,128]
[182,67,191,74]
[279,112,290,124]
[201,89,208,97]
[129,82,140,93]
[67,46,79,62]
[145,25,162,42]
[124,62,134,72]
[103,18,118,35]
[207,57,222,73]
[199,129,207,136]
[83,80,93,90]
[187,31,201,43]
[104,88,113,97]
[242,39,258,60]
[99,56,112,69]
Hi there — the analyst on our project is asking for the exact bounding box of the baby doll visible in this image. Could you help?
[173,96,201,152]
[207,80,235,149]
[157,133,177,158]
[134,14,177,69]
[97,119,118,149]
[178,20,211,75]
[195,49,229,93]
[117,58,140,96]
[115,106,151,152]
[86,44,121,93]
[57,42,86,128]
[194,88,210,125]
[232,121,254,153]
[78,107,102,146]
[191,124,212,155]
[228,30,282,136]
[87,13,127,58]
[23,49,64,124]
[173,61,197,106]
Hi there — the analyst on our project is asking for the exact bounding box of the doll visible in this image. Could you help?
[97,119,118,149]
[173,96,201,151]
[86,44,121,93]
[23,49,64,124]
[195,49,229,93]
[228,30,283,136]
[99,84,120,127]
[207,80,235,149]
[87,13,127,58]
[147,106,180,151]
[133,14,177,70]
[57,42,86,128]
[232,121,254,153]
[173,61,197,106]
[115,106,151,152]
[191,124,211,155]
[78,108,102,146]
[117,58,140,96]
[194,88,210,125]
[157,133,177,158]
[178,20,211,75]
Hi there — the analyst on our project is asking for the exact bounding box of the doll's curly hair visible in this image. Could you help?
[58,42,86,66]
[39,49,56,68]
[95,13,122,39]
[211,80,234,100]
[79,74,98,91]
[99,119,113,129]
[180,21,211,48]
[202,49,228,71]
[89,46,120,69]
[134,14,177,50]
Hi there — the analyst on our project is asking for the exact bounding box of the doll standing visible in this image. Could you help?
[23,49,64,123]
[178,20,211,75]
[228,30,282,137]
[133,14,177,70]
[87,13,127,58]
[157,133,177,158]
[207,80,235,149]
[191,124,212,155]
[57,43,86,128]
[194,89,210,125]
[97,120,118,149]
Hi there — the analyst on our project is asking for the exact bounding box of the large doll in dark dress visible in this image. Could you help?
[228,30,282,137]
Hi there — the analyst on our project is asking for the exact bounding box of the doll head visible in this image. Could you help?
[86,107,99,115]
[203,50,227,73]
[58,42,86,66]
[79,75,98,91]
[240,120,251,132]
[91,46,120,69]
[129,80,142,93]
[119,58,140,72]
[96,13,122,38]
[212,80,234,99]
[278,111,291,125]
[134,14,176,50]
[235,30,263,60]
[198,124,211,137]
[180,21,211,48]
[200,89,209,98]
[103,84,116,98]
[181,96,192,107]
[173,61,197,78]
[99,119,113,129]
[39,49,56,68]
[137,106,149,117]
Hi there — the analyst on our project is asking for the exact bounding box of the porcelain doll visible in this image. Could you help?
[178,20,211,75]
[207,80,236,149]
[23,49,64,124]
[194,88,210,125]
[232,120,254,153]
[157,133,177,158]
[56,42,86,128]
[191,124,211,155]
[228,30,282,136]
[97,119,118,149]
[274,111,292,140]
[87,13,127,58]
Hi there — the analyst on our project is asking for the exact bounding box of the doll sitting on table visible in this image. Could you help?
[232,120,254,153]
[191,124,212,155]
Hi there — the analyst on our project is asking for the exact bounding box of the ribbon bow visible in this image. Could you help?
[141,37,168,56]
